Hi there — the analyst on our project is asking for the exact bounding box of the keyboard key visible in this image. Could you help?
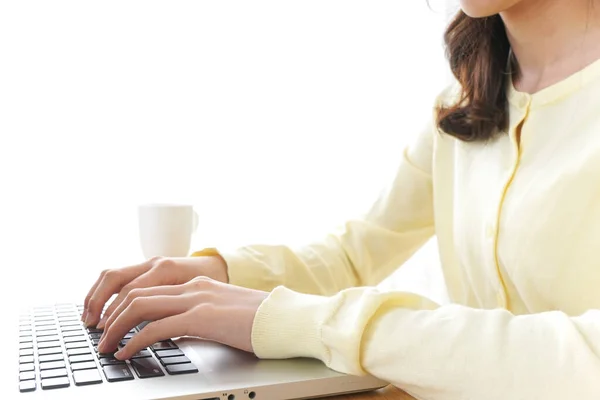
[65,340,89,350]
[70,354,95,363]
[60,321,81,327]
[19,349,34,356]
[100,357,126,367]
[67,348,91,357]
[131,349,152,359]
[87,327,103,334]
[37,335,61,342]
[19,336,33,343]
[40,360,66,370]
[154,349,184,358]
[33,312,53,317]
[66,341,89,350]
[33,321,56,328]
[91,338,100,346]
[63,331,85,338]
[71,361,98,371]
[38,347,63,356]
[41,376,70,390]
[38,341,61,349]
[34,317,56,322]
[36,330,59,337]
[137,320,151,331]
[19,342,33,350]
[123,332,135,339]
[39,353,64,363]
[33,312,54,317]
[89,332,103,339]
[165,363,198,375]
[34,316,55,322]
[19,363,35,372]
[159,355,192,366]
[59,315,79,320]
[58,316,79,322]
[59,321,80,327]
[73,369,103,386]
[36,326,58,332]
[65,336,87,343]
[130,357,164,378]
[19,380,36,392]
[19,330,33,336]
[19,371,36,381]
[58,313,78,318]
[19,355,34,363]
[62,325,83,332]
[103,364,134,382]
[151,341,178,351]
[40,368,68,379]
[57,311,77,316]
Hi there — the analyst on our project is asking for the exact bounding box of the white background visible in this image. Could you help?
[1,1,453,307]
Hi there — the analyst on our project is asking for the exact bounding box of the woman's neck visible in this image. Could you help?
[501,0,600,93]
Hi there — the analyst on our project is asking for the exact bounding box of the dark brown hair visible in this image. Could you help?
[437,11,515,142]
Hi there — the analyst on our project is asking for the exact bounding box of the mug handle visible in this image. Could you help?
[193,210,199,233]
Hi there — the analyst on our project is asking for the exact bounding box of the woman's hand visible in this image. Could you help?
[96,277,269,359]
[82,255,229,329]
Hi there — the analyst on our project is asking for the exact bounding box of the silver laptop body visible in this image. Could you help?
[15,302,387,400]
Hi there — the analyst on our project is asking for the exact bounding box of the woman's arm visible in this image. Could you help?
[193,120,436,295]
[252,286,600,400]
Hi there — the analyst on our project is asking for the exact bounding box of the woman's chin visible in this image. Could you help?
[459,0,522,18]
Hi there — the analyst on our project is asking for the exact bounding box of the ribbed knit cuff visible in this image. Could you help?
[251,286,333,362]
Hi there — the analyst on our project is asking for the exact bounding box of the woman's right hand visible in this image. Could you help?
[81,255,228,329]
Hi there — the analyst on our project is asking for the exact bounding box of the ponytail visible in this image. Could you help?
[436,11,514,142]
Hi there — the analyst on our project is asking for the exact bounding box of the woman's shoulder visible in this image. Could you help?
[434,80,462,109]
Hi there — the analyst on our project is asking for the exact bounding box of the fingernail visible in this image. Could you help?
[81,310,87,322]
[97,317,106,329]
[114,350,123,360]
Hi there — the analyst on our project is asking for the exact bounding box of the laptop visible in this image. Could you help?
[15,302,387,399]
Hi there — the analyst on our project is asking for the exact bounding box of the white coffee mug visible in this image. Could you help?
[138,204,198,259]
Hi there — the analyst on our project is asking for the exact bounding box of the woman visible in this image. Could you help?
[85,0,600,398]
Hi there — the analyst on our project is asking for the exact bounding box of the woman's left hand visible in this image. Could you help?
[96,276,269,359]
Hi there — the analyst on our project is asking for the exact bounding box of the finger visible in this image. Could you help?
[85,262,152,327]
[83,270,108,322]
[97,265,175,329]
[115,311,193,360]
[98,294,194,353]
[102,284,186,333]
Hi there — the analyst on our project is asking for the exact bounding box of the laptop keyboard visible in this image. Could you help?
[18,303,199,393]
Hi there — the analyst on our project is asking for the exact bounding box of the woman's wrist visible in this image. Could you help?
[190,248,230,283]
[203,254,229,283]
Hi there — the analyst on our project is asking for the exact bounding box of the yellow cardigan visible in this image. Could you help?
[194,57,600,399]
